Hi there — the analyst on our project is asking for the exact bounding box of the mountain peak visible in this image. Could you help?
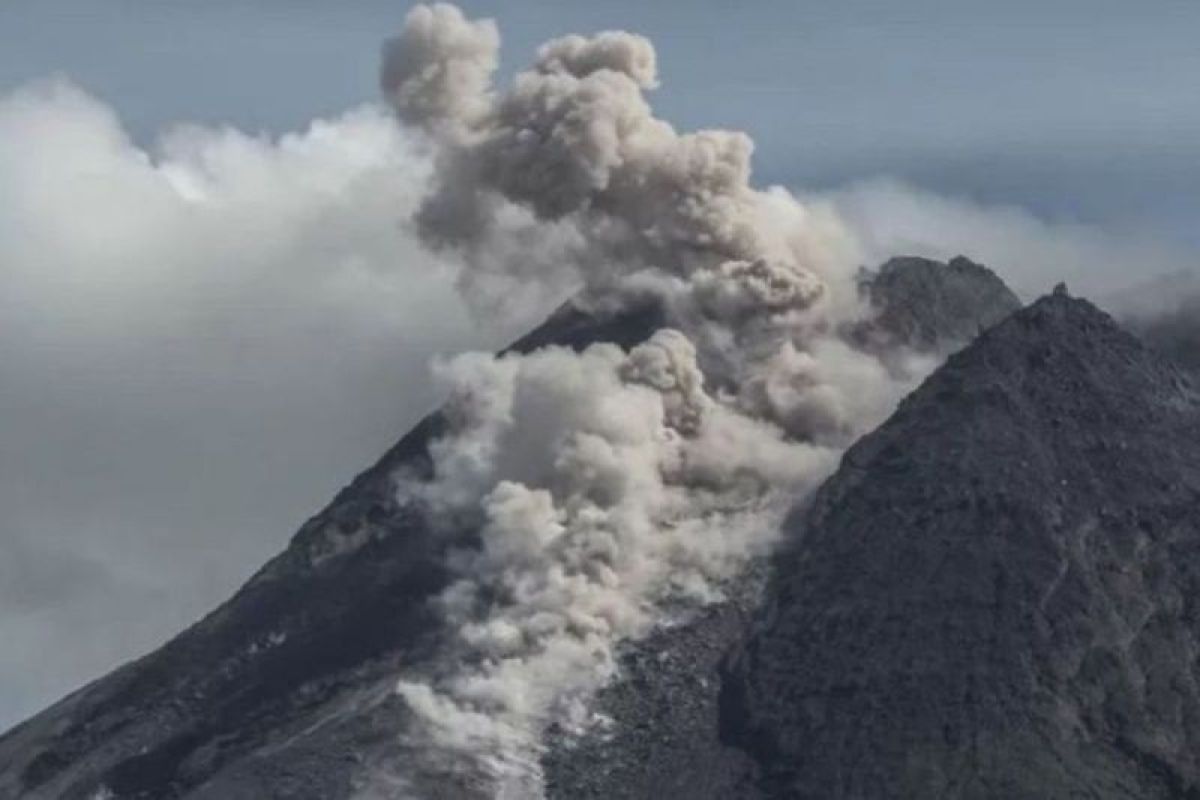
[12,268,1190,800]
[540,288,1200,799]
[856,254,1021,351]
[719,289,1200,799]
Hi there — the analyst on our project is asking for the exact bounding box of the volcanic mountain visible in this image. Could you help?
[9,258,1198,799]
[544,287,1200,799]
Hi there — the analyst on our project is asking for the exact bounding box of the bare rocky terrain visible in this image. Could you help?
[7,258,1197,799]
[547,288,1200,799]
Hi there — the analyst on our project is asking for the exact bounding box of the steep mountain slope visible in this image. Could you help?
[0,298,666,800]
[0,257,1019,799]
[547,289,1200,798]
[731,289,1200,799]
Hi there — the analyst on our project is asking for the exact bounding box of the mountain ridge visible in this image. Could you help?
[9,260,1177,800]
[728,289,1200,798]
[542,290,1200,798]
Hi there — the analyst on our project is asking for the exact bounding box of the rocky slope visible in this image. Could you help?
[547,288,1200,799]
[0,257,1038,799]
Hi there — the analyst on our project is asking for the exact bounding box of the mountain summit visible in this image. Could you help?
[545,290,1200,798]
[7,261,1189,800]
[855,255,1021,352]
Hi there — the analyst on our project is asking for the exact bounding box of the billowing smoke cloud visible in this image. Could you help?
[5,4,1195,778]
[380,2,857,324]
[378,5,934,794]
[0,78,491,727]
[395,331,837,791]
[380,3,499,138]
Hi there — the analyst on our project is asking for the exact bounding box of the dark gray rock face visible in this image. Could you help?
[723,292,1200,799]
[855,255,1022,352]
[541,257,1023,799]
[542,575,766,800]
[546,292,1200,799]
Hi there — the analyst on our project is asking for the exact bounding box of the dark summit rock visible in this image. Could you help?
[722,292,1200,798]
[856,255,1022,352]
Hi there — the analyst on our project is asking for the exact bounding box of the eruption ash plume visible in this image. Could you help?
[377,5,936,794]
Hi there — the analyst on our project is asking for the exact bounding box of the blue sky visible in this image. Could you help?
[3,0,1198,240]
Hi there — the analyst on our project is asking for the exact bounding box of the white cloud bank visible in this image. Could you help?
[0,78,494,728]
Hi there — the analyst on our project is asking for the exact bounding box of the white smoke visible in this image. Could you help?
[395,331,841,793]
[379,6,934,794]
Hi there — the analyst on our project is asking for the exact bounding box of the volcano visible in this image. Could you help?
[7,259,1199,799]
[545,288,1200,799]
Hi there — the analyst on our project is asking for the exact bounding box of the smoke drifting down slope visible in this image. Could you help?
[376,5,950,794]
